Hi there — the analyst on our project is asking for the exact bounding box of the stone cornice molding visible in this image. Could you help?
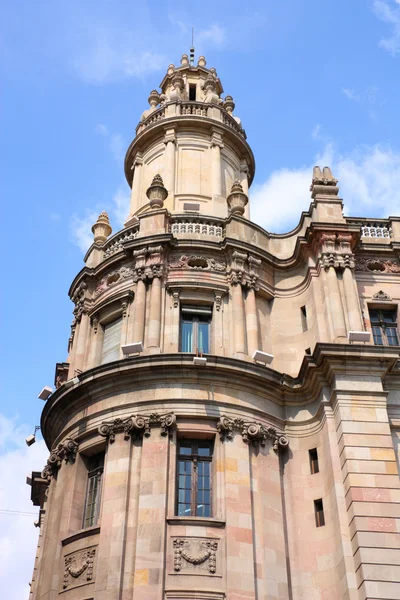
[98,412,176,442]
[216,415,289,451]
[41,438,78,483]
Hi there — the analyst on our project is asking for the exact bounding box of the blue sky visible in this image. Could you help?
[2,0,400,596]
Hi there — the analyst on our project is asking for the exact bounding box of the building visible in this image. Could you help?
[28,50,400,600]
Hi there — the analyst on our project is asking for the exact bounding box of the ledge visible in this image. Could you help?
[167,516,225,528]
[61,525,100,546]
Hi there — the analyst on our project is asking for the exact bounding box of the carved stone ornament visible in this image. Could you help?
[63,547,96,590]
[214,292,223,311]
[133,245,165,281]
[216,416,288,452]
[72,281,88,321]
[228,251,261,289]
[372,290,391,300]
[146,174,168,209]
[310,165,339,198]
[173,538,218,575]
[355,258,400,273]
[98,412,176,442]
[168,254,226,272]
[41,439,79,482]
[94,266,134,298]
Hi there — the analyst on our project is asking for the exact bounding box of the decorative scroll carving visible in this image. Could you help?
[372,290,391,300]
[216,416,288,451]
[228,251,261,289]
[214,292,223,311]
[133,246,165,281]
[98,412,176,442]
[168,254,226,272]
[72,281,88,321]
[173,538,218,574]
[318,232,356,271]
[41,439,78,482]
[63,547,96,590]
[355,258,400,273]
[172,290,180,308]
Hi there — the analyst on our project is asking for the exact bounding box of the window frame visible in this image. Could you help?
[314,498,325,528]
[82,453,104,529]
[368,306,399,347]
[309,448,319,474]
[179,306,212,354]
[176,439,213,518]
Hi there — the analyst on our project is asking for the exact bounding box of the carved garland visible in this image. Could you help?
[173,539,218,574]
[216,416,288,451]
[98,412,176,442]
[41,438,79,482]
[63,548,96,589]
[355,258,400,273]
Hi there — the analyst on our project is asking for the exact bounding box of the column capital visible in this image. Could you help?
[216,415,289,452]
[98,412,176,442]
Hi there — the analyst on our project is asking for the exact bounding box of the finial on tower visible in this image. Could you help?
[190,27,195,66]
[92,211,112,245]
[227,180,248,216]
[146,174,168,209]
[310,165,339,199]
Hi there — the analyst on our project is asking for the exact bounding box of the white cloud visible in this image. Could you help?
[0,414,48,600]
[95,123,108,135]
[251,142,400,233]
[342,87,360,102]
[71,210,98,253]
[373,0,400,55]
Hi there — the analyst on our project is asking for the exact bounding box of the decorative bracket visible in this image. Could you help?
[41,438,79,482]
[216,415,288,452]
[98,412,176,442]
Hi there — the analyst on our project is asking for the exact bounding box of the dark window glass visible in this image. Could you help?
[189,84,196,101]
[176,440,213,517]
[309,448,319,474]
[180,310,211,353]
[314,498,325,527]
[83,453,104,528]
[369,308,399,346]
[301,306,308,332]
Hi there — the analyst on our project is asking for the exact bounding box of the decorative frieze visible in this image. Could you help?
[216,415,288,451]
[355,258,400,273]
[63,546,96,590]
[168,254,226,272]
[98,412,176,442]
[172,538,219,575]
[41,438,79,482]
[94,266,134,298]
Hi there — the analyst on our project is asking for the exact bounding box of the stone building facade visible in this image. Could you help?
[28,52,400,600]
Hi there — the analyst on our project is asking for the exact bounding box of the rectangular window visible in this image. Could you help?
[101,317,122,364]
[83,453,104,528]
[300,305,308,332]
[189,84,196,101]
[180,307,211,354]
[369,308,399,346]
[309,448,319,474]
[176,440,213,517]
[314,498,325,527]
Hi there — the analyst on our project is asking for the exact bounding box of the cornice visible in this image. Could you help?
[40,345,399,449]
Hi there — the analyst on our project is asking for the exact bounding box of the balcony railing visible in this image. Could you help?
[103,226,139,259]
[170,216,225,238]
[361,223,392,238]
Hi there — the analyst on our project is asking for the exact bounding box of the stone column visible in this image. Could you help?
[132,278,146,344]
[231,283,246,358]
[147,276,162,353]
[342,266,363,331]
[87,316,104,369]
[74,311,90,373]
[245,287,258,357]
[211,131,223,198]
[325,266,347,340]
[132,430,170,600]
[164,129,176,210]
[129,155,143,216]
[95,435,131,600]
[224,436,256,599]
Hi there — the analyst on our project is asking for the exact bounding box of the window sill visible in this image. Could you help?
[167,516,225,528]
[61,525,100,546]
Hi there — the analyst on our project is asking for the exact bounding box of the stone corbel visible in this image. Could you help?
[228,250,248,285]
[214,291,224,311]
[91,314,99,333]
[133,247,147,280]
[163,125,177,145]
[98,412,176,442]
[41,438,79,482]
[247,255,261,289]
[210,128,224,149]
[216,415,288,452]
